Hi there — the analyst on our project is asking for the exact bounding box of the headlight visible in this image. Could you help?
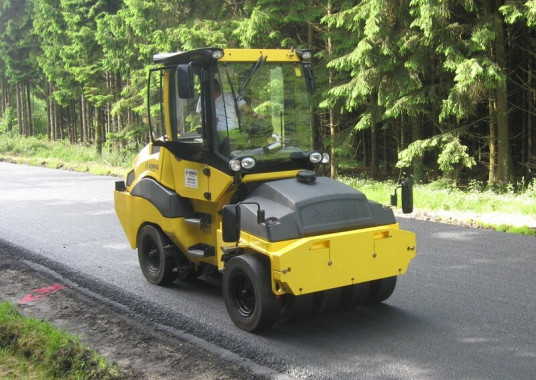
[309,152,323,164]
[212,50,224,59]
[229,159,241,172]
[229,157,256,172]
[322,153,330,164]
[241,157,256,169]
[302,51,312,60]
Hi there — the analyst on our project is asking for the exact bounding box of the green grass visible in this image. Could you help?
[340,176,536,235]
[0,302,125,379]
[0,135,135,176]
[0,346,45,380]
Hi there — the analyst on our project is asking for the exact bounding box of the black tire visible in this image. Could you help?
[137,224,177,285]
[338,282,370,310]
[278,293,314,324]
[365,276,397,304]
[223,255,281,332]
[314,287,343,315]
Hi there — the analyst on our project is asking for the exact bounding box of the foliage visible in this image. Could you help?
[0,106,16,134]
[0,134,128,175]
[0,0,533,184]
[0,301,125,379]
[396,134,476,177]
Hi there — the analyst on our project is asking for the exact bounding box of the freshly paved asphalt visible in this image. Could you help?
[1,162,535,379]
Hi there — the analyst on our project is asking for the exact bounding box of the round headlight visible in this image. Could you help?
[309,152,323,164]
[302,51,312,60]
[212,50,224,59]
[322,153,330,164]
[229,159,241,172]
[241,157,256,169]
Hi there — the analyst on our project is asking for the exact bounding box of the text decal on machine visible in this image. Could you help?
[185,169,198,188]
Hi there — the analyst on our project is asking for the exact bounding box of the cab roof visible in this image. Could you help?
[153,48,311,65]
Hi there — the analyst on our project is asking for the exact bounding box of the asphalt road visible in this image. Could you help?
[1,162,535,379]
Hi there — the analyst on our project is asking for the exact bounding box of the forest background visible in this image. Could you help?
[1,0,536,188]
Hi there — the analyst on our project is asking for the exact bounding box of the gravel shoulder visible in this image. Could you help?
[0,252,258,380]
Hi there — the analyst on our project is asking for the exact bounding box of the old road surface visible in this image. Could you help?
[0,162,535,379]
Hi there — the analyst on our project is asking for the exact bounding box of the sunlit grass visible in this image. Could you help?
[340,176,536,235]
[0,302,125,379]
[0,135,135,176]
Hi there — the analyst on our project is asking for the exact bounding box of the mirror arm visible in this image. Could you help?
[390,186,400,207]
[236,201,265,224]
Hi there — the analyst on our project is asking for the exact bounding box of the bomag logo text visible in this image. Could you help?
[145,163,159,171]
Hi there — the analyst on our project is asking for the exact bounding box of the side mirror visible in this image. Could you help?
[221,202,266,243]
[390,179,414,214]
[303,64,315,94]
[400,179,413,214]
[177,63,194,99]
[222,205,241,243]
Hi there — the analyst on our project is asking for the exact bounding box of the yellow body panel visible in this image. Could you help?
[221,49,301,62]
[242,170,301,183]
[218,224,416,296]
[114,188,220,266]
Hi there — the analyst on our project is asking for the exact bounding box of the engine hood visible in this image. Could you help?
[238,176,396,242]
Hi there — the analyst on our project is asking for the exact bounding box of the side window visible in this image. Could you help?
[175,72,201,136]
[148,69,166,140]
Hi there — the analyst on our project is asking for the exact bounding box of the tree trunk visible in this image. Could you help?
[383,129,389,176]
[81,94,87,143]
[493,9,513,183]
[16,82,22,135]
[411,117,423,183]
[488,96,497,185]
[526,53,534,181]
[327,0,337,178]
[25,80,33,136]
[370,121,378,178]
[95,106,103,155]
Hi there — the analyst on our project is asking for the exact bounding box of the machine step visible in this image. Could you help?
[184,213,212,228]
[187,244,215,258]
[184,217,201,227]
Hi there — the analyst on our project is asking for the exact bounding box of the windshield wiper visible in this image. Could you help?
[224,69,242,133]
[239,55,267,98]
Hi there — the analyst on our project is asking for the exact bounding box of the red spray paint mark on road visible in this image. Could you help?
[34,284,66,295]
[17,283,67,304]
[17,293,44,303]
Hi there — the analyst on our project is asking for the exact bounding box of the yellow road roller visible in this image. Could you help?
[114,48,416,331]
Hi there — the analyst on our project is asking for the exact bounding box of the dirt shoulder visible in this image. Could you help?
[0,254,258,380]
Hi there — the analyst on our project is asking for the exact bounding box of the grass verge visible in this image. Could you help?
[0,135,133,177]
[340,177,536,236]
[0,301,126,379]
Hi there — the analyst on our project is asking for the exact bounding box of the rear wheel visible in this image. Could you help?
[223,255,281,332]
[339,281,370,309]
[278,293,314,324]
[365,276,397,304]
[137,225,177,285]
[314,288,343,315]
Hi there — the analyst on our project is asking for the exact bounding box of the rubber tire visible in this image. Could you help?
[365,276,397,304]
[315,288,343,315]
[278,293,315,324]
[338,282,370,310]
[223,255,281,332]
[137,225,177,285]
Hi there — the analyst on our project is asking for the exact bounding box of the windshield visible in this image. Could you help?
[214,61,313,171]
